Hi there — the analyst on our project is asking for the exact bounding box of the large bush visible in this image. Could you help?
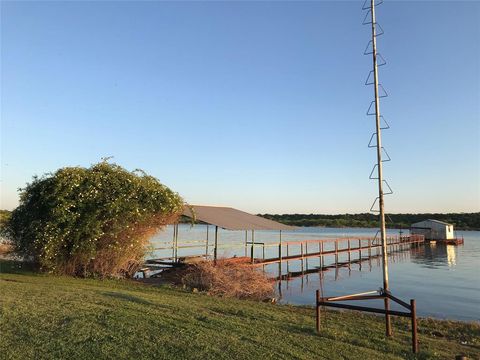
[5,162,184,277]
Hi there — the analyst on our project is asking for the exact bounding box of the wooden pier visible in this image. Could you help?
[251,235,424,266]
[145,234,425,274]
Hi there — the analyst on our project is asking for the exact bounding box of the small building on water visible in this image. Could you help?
[410,219,455,241]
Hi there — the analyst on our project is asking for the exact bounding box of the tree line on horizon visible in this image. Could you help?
[3,209,479,231]
[259,212,480,231]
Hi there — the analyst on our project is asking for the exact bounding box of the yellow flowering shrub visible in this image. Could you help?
[5,161,184,278]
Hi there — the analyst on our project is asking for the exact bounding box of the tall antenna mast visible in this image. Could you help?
[369,0,391,336]
[316,1,419,352]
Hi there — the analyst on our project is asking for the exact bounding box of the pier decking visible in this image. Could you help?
[145,234,425,275]
[251,235,424,266]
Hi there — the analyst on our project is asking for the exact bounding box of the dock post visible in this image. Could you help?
[318,241,322,269]
[214,225,219,264]
[301,243,304,274]
[316,290,321,333]
[359,239,362,259]
[279,230,282,262]
[320,242,324,269]
[368,238,371,257]
[205,225,209,258]
[244,231,247,257]
[411,299,418,353]
[335,239,338,265]
[278,230,283,278]
[250,230,255,264]
[173,223,179,262]
[348,239,351,263]
[172,224,176,262]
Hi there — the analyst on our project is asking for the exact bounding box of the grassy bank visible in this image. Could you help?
[1,261,478,360]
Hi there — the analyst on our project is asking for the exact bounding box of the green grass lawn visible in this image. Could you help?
[1,260,478,360]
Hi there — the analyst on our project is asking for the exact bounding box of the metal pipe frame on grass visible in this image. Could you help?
[315,289,418,353]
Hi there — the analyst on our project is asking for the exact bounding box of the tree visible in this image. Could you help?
[5,161,184,278]
[0,210,11,230]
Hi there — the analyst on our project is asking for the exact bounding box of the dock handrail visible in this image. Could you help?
[148,234,425,266]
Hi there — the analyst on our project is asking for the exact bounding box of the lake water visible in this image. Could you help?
[149,225,480,321]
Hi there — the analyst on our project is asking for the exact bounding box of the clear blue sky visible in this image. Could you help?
[1,1,479,214]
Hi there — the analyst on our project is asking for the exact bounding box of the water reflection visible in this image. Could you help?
[274,242,463,298]
[447,245,456,267]
[273,246,414,299]
[410,243,459,269]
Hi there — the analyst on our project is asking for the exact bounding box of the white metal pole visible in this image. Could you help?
[370,0,391,336]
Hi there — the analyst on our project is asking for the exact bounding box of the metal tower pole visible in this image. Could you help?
[370,0,392,336]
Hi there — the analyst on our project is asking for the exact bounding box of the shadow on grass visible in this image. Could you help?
[282,323,318,337]
[0,259,38,275]
[101,291,153,305]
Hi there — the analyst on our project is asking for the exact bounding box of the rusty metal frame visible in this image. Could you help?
[316,289,418,353]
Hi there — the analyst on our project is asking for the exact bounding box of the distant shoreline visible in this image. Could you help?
[177,220,480,231]
[287,224,479,231]
[258,212,480,231]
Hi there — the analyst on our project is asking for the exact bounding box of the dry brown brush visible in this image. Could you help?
[60,213,180,278]
[180,259,275,301]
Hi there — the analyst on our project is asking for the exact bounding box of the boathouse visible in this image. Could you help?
[410,219,454,241]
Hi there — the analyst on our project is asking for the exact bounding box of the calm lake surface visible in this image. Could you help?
[150,226,480,321]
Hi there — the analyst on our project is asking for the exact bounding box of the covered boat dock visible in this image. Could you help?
[145,205,425,273]
[150,205,295,265]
